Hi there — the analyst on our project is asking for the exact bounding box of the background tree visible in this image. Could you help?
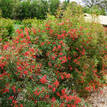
[12,0,49,20]
[82,0,107,15]
[82,0,104,7]
[0,0,16,18]
[83,5,106,15]
[30,0,48,19]
[48,0,60,15]
[12,0,31,20]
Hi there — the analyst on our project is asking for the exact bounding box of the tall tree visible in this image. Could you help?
[82,0,107,7]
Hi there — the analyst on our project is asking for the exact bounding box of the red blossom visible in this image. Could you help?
[51,97,56,102]
[12,86,16,93]
[17,66,22,71]
[34,100,37,104]
[74,96,81,104]
[20,104,23,107]
[48,85,52,89]
[56,92,60,96]
[20,33,24,38]
[59,103,65,107]
[45,95,49,99]
[61,89,66,95]
[52,87,56,92]
[61,75,64,80]
[32,28,36,34]
[23,70,28,75]
[58,45,61,49]
[3,45,8,50]
[59,52,63,55]
[85,87,91,92]
[12,100,17,104]
[53,46,56,51]
[8,96,14,100]
[34,90,41,96]
[3,89,9,93]
[65,73,71,79]
[53,80,59,88]
[40,75,47,84]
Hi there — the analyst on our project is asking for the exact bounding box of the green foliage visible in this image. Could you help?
[12,0,31,20]
[61,1,68,10]
[83,5,106,15]
[48,0,60,15]
[0,0,59,20]
[12,0,49,20]
[82,0,107,14]
[0,9,2,17]
[22,18,44,29]
[31,0,49,19]
[0,18,14,41]
[62,2,83,18]
[0,0,15,18]
[22,18,38,27]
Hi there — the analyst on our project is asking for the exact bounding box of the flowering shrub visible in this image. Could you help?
[0,8,107,107]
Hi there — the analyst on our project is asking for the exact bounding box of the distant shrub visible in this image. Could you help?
[0,0,60,20]
[12,1,31,20]
[22,18,38,27]
[0,18,14,41]
[30,0,49,19]
[0,9,2,17]
[0,0,15,18]
[12,0,49,20]
[48,0,60,15]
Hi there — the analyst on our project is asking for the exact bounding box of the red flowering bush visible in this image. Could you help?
[0,7,107,107]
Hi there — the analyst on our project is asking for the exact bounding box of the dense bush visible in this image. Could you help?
[30,0,49,19]
[0,18,14,41]
[0,0,59,20]
[48,0,60,15]
[0,9,2,17]
[12,0,31,20]
[22,18,37,27]
[13,0,59,20]
[22,18,43,28]
[12,0,53,20]
[0,0,15,18]
[0,6,107,107]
